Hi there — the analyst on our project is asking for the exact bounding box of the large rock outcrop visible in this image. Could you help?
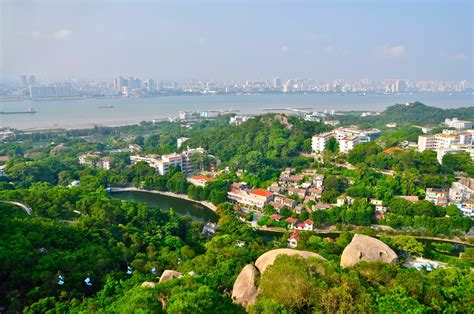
[340,234,398,268]
[232,249,326,308]
[231,264,259,308]
[159,270,183,282]
[141,281,156,288]
[255,248,325,273]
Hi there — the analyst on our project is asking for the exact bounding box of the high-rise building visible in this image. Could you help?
[273,77,281,90]
[28,75,36,86]
[147,79,155,93]
[20,75,28,88]
[113,76,124,92]
[156,81,163,91]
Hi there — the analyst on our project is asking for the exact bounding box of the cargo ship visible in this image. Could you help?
[0,108,36,114]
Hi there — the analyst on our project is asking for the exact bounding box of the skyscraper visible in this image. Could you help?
[273,77,281,90]
[20,75,28,88]
[28,75,36,86]
[113,76,124,92]
[147,79,155,92]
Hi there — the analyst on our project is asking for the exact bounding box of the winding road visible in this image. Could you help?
[0,200,33,215]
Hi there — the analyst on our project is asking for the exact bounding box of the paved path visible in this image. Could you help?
[0,200,33,215]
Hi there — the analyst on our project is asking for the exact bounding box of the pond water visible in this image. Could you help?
[111,191,219,223]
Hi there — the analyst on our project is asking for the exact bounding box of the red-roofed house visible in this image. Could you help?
[187,175,216,187]
[304,219,314,231]
[285,217,298,229]
[270,214,282,221]
[295,222,306,230]
[287,230,300,248]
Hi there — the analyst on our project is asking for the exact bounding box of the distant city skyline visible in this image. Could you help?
[2,0,473,81]
[5,74,471,99]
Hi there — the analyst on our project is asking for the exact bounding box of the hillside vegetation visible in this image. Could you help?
[339,102,474,126]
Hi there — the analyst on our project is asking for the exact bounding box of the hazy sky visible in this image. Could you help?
[1,0,473,81]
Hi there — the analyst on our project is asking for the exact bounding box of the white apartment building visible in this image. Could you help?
[444,118,473,130]
[312,132,334,152]
[130,147,205,175]
[312,127,379,153]
[339,136,360,153]
[418,130,473,163]
[229,115,251,126]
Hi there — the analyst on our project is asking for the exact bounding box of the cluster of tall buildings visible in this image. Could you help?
[110,76,473,95]
[7,75,473,99]
[18,74,80,98]
[112,76,166,96]
[20,75,36,89]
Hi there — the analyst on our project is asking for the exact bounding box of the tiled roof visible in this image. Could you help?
[251,189,273,197]
[192,175,216,182]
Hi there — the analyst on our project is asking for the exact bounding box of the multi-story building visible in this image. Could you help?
[130,147,205,175]
[459,200,474,218]
[418,130,473,163]
[449,180,474,204]
[179,111,193,120]
[229,115,251,126]
[312,127,379,153]
[79,153,111,170]
[425,188,449,206]
[227,188,274,209]
[312,132,334,152]
[418,130,473,152]
[339,136,360,153]
[444,118,473,130]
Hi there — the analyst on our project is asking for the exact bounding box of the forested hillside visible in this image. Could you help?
[339,102,474,126]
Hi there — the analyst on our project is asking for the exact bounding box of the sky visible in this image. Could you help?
[1,0,473,82]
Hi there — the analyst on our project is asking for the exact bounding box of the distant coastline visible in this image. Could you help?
[1,90,473,103]
[2,93,472,131]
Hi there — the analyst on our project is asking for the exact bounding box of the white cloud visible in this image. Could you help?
[376,44,407,58]
[53,29,73,41]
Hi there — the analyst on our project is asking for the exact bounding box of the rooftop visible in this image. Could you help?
[251,189,273,197]
[192,175,216,182]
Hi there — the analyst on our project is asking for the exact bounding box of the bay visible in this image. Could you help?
[1,93,472,130]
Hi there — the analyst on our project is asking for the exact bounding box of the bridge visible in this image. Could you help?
[0,200,33,215]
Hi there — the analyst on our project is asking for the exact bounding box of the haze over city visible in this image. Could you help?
[2,0,473,81]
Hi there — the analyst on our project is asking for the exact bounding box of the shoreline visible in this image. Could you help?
[109,187,217,212]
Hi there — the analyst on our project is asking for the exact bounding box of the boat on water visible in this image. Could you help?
[98,104,114,109]
[0,108,36,114]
